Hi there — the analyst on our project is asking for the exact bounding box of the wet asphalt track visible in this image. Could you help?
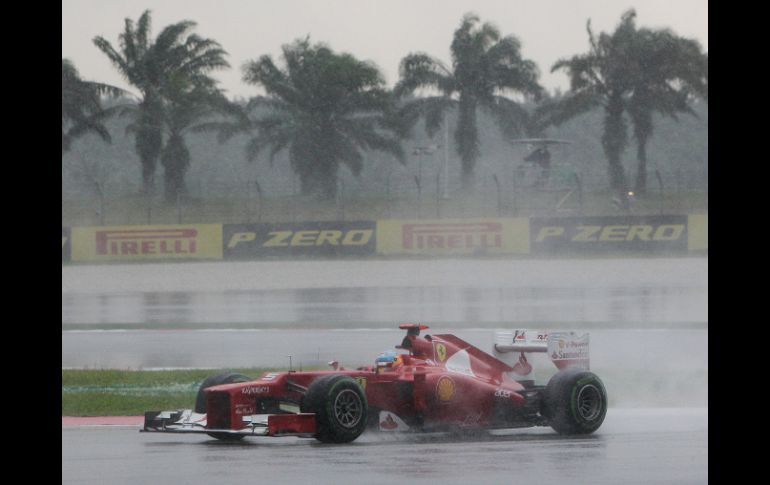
[62,408,707,485]
[62,258,708,327]
[62,258,707,371]
[62,258,708,483]
[61,327,706,371]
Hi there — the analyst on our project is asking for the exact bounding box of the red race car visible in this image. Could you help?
[142,324,607,443]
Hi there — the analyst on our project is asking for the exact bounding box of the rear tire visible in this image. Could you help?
[195,372,251,441]
[301,374,368,443]
[542,368,607,435]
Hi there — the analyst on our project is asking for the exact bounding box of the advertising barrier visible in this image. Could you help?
[62,214,706,264]
[62,227,71,262]
[687,214,708,251]
[530,215,689,254]
[376,218,530,256]
[224,221,376,259]
[71,224,223,262]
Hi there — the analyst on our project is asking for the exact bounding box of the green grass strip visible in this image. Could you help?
[62,392,199,416]
[61,366,708,416]
[61,368,283,416]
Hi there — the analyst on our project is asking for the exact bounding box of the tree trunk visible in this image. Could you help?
[141,162,156,195]
[602,94,629,197]
[456,96,480,191]
[298,155,338,200]
[136,96,164,196]
[161,134,190,204]
[630,107,652,197]
[301,171,337,200]
[634,138,648,196]
[460,167,475,193]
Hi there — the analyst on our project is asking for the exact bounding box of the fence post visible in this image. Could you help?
[291,174,297,222]
[436,169,441,218]
[492,174,501,217]
[414,176,421,219]
[386,172,392,219]
[97,186,105,226]
[337,179,345,221]
[254,178,263,222]
[573,172,583,214]
[176,192,182,224]
[511,167,518,216]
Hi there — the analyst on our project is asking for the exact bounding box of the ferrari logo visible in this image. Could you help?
[435,343,447,362]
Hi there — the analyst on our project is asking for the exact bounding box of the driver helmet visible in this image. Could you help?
[376,350,398,365]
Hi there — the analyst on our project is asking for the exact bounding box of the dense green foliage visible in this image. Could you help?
[62,59,124,154]
[396,13,542,190]
[63,10,707,209]
[206,38,405,199]
[93,9,230,200]
[544,10,708,204]
[62,96,706,204]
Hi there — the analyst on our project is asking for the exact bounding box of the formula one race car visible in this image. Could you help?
[142,324,607,443]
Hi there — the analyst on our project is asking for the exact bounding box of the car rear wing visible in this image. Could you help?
[492,330,590,381]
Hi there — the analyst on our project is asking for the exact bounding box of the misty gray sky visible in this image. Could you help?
[62,0,708,99]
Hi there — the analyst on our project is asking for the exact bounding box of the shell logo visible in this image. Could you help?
[436,376,456,402]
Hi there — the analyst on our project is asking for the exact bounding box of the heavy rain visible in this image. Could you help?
[63,1,707,484]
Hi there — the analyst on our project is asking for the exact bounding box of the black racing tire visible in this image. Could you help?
[542,368,607,435]
[194,372,251,441]
[300,374,368,444]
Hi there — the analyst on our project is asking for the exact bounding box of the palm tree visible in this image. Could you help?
[93,10,229,195]
[626,25,708,194]
[211,38,405,199]
[547,10,707,201]
[61,58,124,154]
[547,10,639,200]
[395,13,543,190]
[161,79,230,202]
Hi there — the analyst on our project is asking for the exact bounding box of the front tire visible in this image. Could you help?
[301,374,368,443]
[542,368,607,435]
[195,372,251,441]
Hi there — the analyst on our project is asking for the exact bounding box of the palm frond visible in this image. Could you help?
[539,91,600,127]
[153,20,197,56]
[394,53,454,98]
[92,37,132,83]
[484,96,531,138]
[135,10,152,56]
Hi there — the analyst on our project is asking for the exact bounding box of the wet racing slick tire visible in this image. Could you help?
[542,368,607,435]
[194,372,251,441]
[301,374,368,443]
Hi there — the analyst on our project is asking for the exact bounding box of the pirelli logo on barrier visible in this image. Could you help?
[62,227,71,262]
[71,224,223,262]
[530,215,689,253]
[224,221,376,258]
[404,222,502,250]
[377,218,529,255]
